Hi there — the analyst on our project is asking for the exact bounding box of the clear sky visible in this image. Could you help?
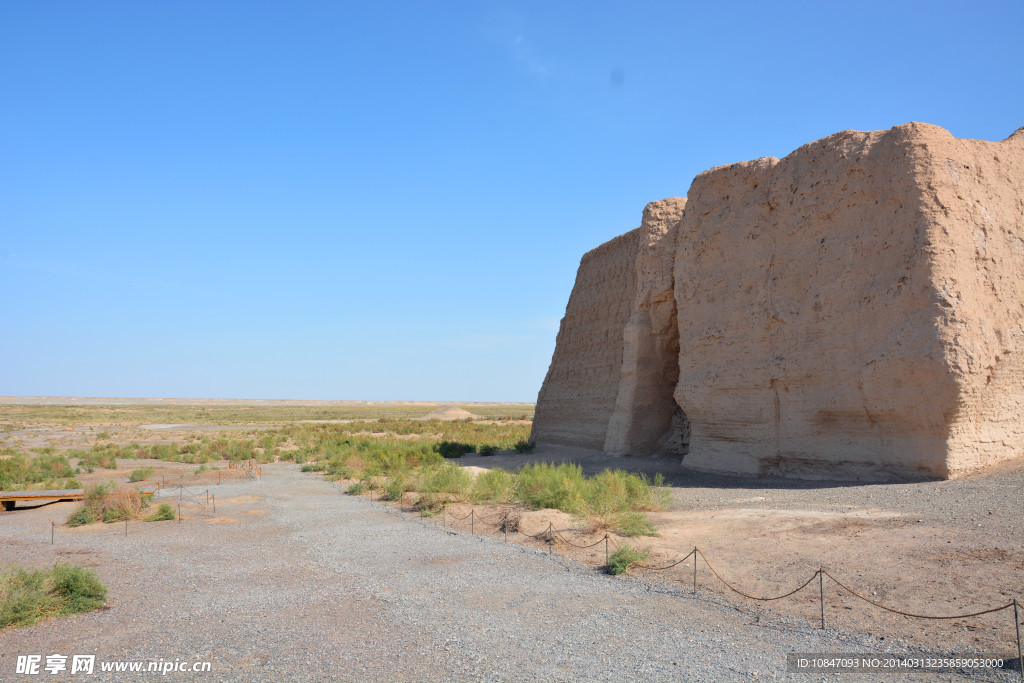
[2,1,1021,402]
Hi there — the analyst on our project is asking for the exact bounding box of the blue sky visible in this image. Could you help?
[2,1,1021,402]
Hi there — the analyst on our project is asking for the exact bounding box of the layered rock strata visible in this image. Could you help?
[531,122,1023,479]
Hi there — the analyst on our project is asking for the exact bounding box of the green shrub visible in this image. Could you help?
[581,469,665,536]
[346,482,366,495]
[437,440,474,459]
[613,511,657,537]
[127,467,154,482]
[101,507,125,523]
[471,468,516,504]
[517,462,587,514]
[0,563,107,629]
[143,503,175,522]
[49,563,107,615]
[607,545,649,575]
[300,462,326,472]
[383,475,410,501]
[0,452,75,491]
[421,463,472,499]
[67,483,144,526]
[514,440,536,454]
[66,507,93,527]
[478,444,499,457]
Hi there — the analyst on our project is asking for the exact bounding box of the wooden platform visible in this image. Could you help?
[0,484,159,510]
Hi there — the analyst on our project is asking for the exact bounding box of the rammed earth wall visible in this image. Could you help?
[531,123,1024,480]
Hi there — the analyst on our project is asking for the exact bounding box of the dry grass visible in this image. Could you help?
[67,484,148,525]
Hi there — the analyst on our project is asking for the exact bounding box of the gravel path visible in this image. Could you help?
[0,465,1016,681]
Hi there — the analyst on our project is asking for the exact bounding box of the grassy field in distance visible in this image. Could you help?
[0,401,535,427]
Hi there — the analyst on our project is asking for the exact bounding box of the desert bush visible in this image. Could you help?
[421,463,472,499]
[437,440,474,459]
[470,468,516,504]
[382,474,412,501]
[514,439,536,454]
[66,484,145,526]
[346,482,366,495]
[300,462,326,472]
[78,449,117,470]
[517,462,587,514]
[127,467,154,482]
[607,545,649,575]
[0,563,107,629]
[0,453,75,491]
[609,511,657,537]
[583,469,666,537]
[143,503,175,522]
[478,444,499,457]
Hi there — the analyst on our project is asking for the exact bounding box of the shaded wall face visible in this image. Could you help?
[673,126,958,479]
[605,198,688,455]
[530,229,642,449]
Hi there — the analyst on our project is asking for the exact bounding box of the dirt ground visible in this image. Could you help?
[452,444,1024,658]
[3,423,1022,663]
[0,423,275,452]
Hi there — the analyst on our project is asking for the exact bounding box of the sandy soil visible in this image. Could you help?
[451,444,1024,657]
[0,423,275,452]
[4,429,1021,665]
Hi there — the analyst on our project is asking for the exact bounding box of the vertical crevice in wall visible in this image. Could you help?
[604,198,688,456]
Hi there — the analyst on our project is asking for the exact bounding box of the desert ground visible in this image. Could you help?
[1,401,1021,680]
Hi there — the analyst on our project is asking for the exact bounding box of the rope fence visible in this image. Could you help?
[0,461,269,539]
[3,474,1020,676]
[428,500,1023,676]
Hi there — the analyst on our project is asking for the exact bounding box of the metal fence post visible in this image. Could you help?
[471,510,474,535]
[548,523,552,553]
[1014,599,1022,680]
[693,547,697,595]
[51,522,54,545]
[605,536,609,568]
[819,569,825,629]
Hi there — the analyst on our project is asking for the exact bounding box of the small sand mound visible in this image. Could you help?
[421,405,478,421]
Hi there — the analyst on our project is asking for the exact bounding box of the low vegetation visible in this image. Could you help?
[4,404,666,537]
[0,563,107,629]
[330,456,668,537]
[143,502,176,522]
[607,545,650,575]
[66,483,163,526]
[0,403,534,426]
[127,466,154,482]
[0,450,79,491]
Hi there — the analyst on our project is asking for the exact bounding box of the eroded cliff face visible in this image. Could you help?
[532,122,1023,479]
[604,198,688,456]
